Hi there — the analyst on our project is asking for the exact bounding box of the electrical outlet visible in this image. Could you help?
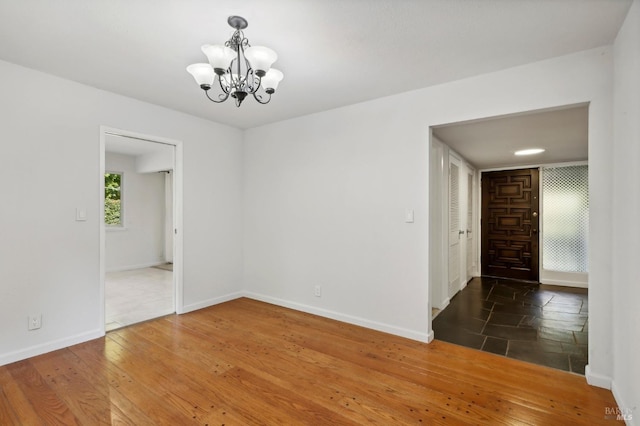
[28,315,42,331]
[314,285,322,297]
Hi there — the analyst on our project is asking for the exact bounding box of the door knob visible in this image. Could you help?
[459,230,465,235]
[532,212,538,217]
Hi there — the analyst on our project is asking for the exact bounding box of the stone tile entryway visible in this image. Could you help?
[433,277,588,374]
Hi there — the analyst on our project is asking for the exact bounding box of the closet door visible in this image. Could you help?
[448,154,462,298]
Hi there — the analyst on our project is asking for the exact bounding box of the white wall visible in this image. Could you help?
[612,0,640,421]
[244,47,614,379]
[105,152,166,271]
[136,147,173,173]
[0,59,244,365]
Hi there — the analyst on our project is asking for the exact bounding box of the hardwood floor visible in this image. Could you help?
[0,298,619,425]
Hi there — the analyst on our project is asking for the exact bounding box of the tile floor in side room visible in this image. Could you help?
[432,276,588,374]
[105,266,174,331]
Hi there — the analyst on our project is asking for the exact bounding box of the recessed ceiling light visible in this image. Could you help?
[515,148,545,156]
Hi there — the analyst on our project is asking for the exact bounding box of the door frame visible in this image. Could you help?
[465,164,477,281]
[429,137,449,311]
[99,126,184,335]
[429,137,480,312]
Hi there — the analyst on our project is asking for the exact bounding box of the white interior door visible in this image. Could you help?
[165,170,174,263]
[466,167,476,280]
[448,154,462,298]
[458,163,469,287]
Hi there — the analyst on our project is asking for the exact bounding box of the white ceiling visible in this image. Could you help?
[0,0,631,131]
[433,104,589,169]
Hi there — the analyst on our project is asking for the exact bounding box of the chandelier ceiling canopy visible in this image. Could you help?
[187,16,284,107]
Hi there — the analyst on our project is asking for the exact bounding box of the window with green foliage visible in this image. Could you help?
[105,172,123,226]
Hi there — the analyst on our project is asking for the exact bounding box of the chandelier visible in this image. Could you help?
[186,16,284,107]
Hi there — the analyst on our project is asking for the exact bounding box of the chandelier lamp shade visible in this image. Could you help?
[186,16,284,107]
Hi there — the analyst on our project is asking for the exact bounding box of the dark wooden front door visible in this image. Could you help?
[481,169,539,281]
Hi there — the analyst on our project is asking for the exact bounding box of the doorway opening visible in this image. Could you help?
[428,104,589,374]
[99,127,183,332]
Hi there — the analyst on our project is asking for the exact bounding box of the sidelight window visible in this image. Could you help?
[542,165,588,273]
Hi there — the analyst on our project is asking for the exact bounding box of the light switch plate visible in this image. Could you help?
[405,209,414,223]
[76,208,87,221]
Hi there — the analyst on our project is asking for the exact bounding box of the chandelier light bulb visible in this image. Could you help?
[186,63,215,88]
[201,44,235,75]
[261,68,284,93]
[244,46,278,77]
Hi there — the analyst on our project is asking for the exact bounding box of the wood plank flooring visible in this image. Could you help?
[0,298,620,425]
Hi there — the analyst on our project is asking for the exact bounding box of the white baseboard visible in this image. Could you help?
[460,276,473,291]
[243,291,431,343]
[0,329,103,367]
[106,261,166,273]
[181,291,244,314]
[439,297,450,310]
[585,364,612,389]
[540,278,588,288]
[611,381,637,426]
[2,291,433,367]
[540,271,588,288]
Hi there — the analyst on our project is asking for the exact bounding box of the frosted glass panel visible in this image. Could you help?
[542,165,588,272]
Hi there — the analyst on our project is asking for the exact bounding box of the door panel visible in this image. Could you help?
[448,156,461,297]
[481,169,539,281]
[165,170,174,263]
[466,169,475,279]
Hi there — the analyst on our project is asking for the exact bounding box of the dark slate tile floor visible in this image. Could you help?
[433,276,588,374]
